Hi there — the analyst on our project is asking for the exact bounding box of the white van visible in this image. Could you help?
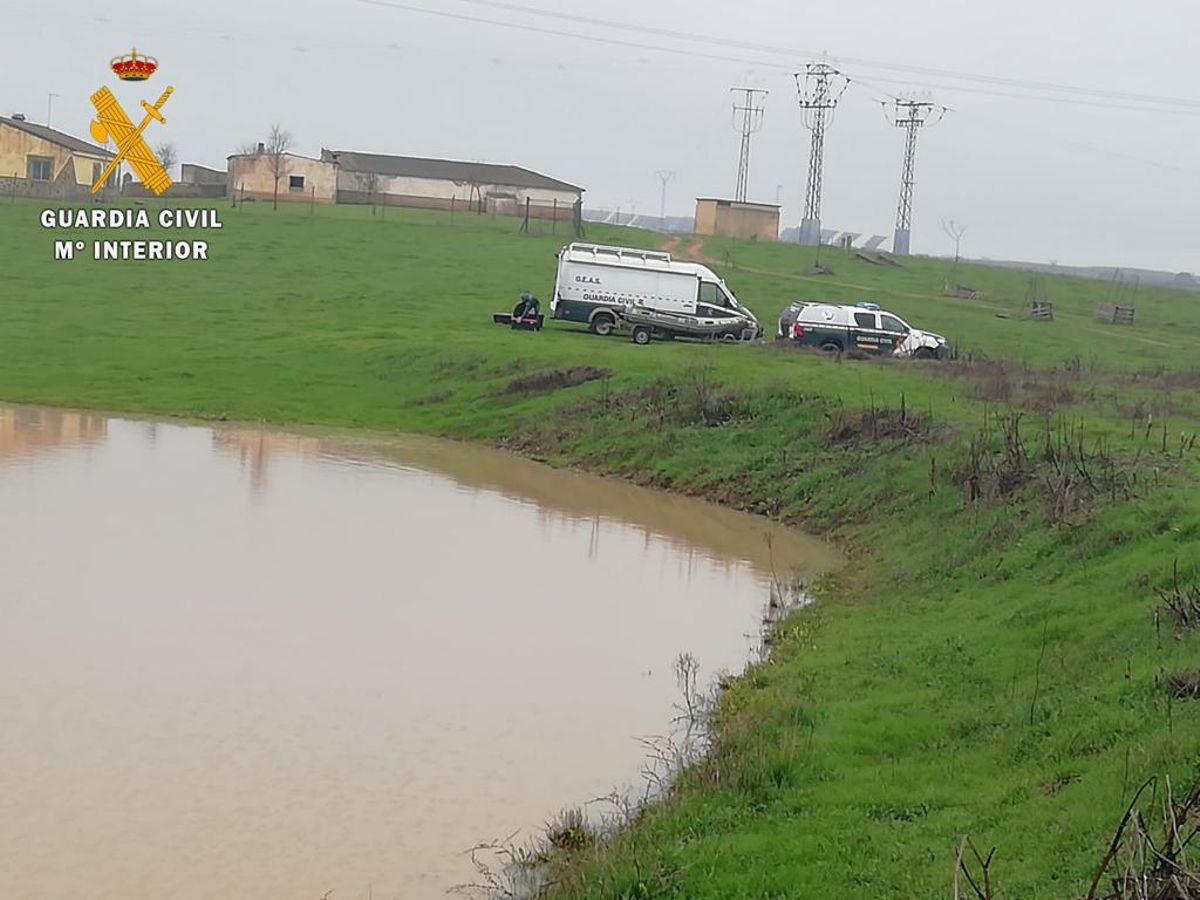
[551,242,758,338]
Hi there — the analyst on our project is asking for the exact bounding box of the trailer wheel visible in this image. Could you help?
[631,325,653,345]
[590,313,617,336]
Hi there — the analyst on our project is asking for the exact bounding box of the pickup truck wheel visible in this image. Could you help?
[631,325,653,345]
[819,341,842,354]
[913,347,937,360]
[590,313,616,336]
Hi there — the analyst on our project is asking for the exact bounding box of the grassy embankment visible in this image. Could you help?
[3,199,1200,897]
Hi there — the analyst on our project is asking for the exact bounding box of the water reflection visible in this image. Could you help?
[207,423,831,577]
[0,406,107,460]
[211,428,323,492]
[0,406,840,900]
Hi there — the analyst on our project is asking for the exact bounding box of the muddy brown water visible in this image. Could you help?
[0,405,841,900]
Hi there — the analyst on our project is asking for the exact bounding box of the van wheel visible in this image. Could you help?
[631,325,653,345]
[819,341,842,354]
[591,313,616,336]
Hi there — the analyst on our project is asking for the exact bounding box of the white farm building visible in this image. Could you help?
[321,149,582,220]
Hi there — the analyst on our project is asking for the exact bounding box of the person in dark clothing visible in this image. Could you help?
[512,291,540,320]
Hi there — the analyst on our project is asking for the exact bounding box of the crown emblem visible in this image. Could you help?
[110,47,158,82]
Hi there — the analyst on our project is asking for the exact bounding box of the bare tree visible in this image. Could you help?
[264,123,293,211]
[940,219,968,263]
[361,170,380,215]
[155,142,178,178]
[457,177,485,214]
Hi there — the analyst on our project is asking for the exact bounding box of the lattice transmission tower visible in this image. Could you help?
[887,96,946,255]
[730,88,767,202]
[794,62,849,246]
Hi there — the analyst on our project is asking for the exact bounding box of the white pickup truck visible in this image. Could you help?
[776,300,949,359]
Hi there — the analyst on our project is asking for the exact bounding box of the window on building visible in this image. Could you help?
[853,312,877,329]
[27,156,53,181]
[288,175,305,191]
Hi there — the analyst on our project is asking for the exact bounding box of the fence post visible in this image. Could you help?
[451,195,455,224]
[310,184,315,216]
[552,198,557,234]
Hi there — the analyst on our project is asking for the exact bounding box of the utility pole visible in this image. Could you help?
[46,92,59,128]
[889,96,945,255]
[794,63,849,247]
[655,169,675,222]
[730,87,767,203]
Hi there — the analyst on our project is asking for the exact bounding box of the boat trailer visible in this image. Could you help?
[616,304,759,345]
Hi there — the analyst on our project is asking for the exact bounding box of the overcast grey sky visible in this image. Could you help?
[4,0,1199,270]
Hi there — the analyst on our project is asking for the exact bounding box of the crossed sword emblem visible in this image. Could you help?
[89,85,174,195]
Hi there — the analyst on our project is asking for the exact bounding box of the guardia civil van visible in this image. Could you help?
[777,301,949,359]
[551,242,759,339]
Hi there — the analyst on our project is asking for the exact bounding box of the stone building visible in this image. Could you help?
[694,198,780,242]
[0,114,115,197]
[225,148,338,204]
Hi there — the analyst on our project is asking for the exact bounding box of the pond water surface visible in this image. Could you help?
[0,406,840,899]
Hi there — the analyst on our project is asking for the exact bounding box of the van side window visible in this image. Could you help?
[880,315,908,334]
[853,312,877,328]
[699,282,722,305]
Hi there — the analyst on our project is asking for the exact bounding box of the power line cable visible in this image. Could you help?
[7,3,1199,118]
[849,71,1200,118]
[356,0,1200,117]
[419,0,1200,112]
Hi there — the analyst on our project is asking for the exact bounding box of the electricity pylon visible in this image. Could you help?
[794,62,849,246]
[730,87,767,202]
[888,96,945,255]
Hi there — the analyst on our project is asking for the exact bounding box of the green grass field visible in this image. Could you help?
[3,198,1199,897]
